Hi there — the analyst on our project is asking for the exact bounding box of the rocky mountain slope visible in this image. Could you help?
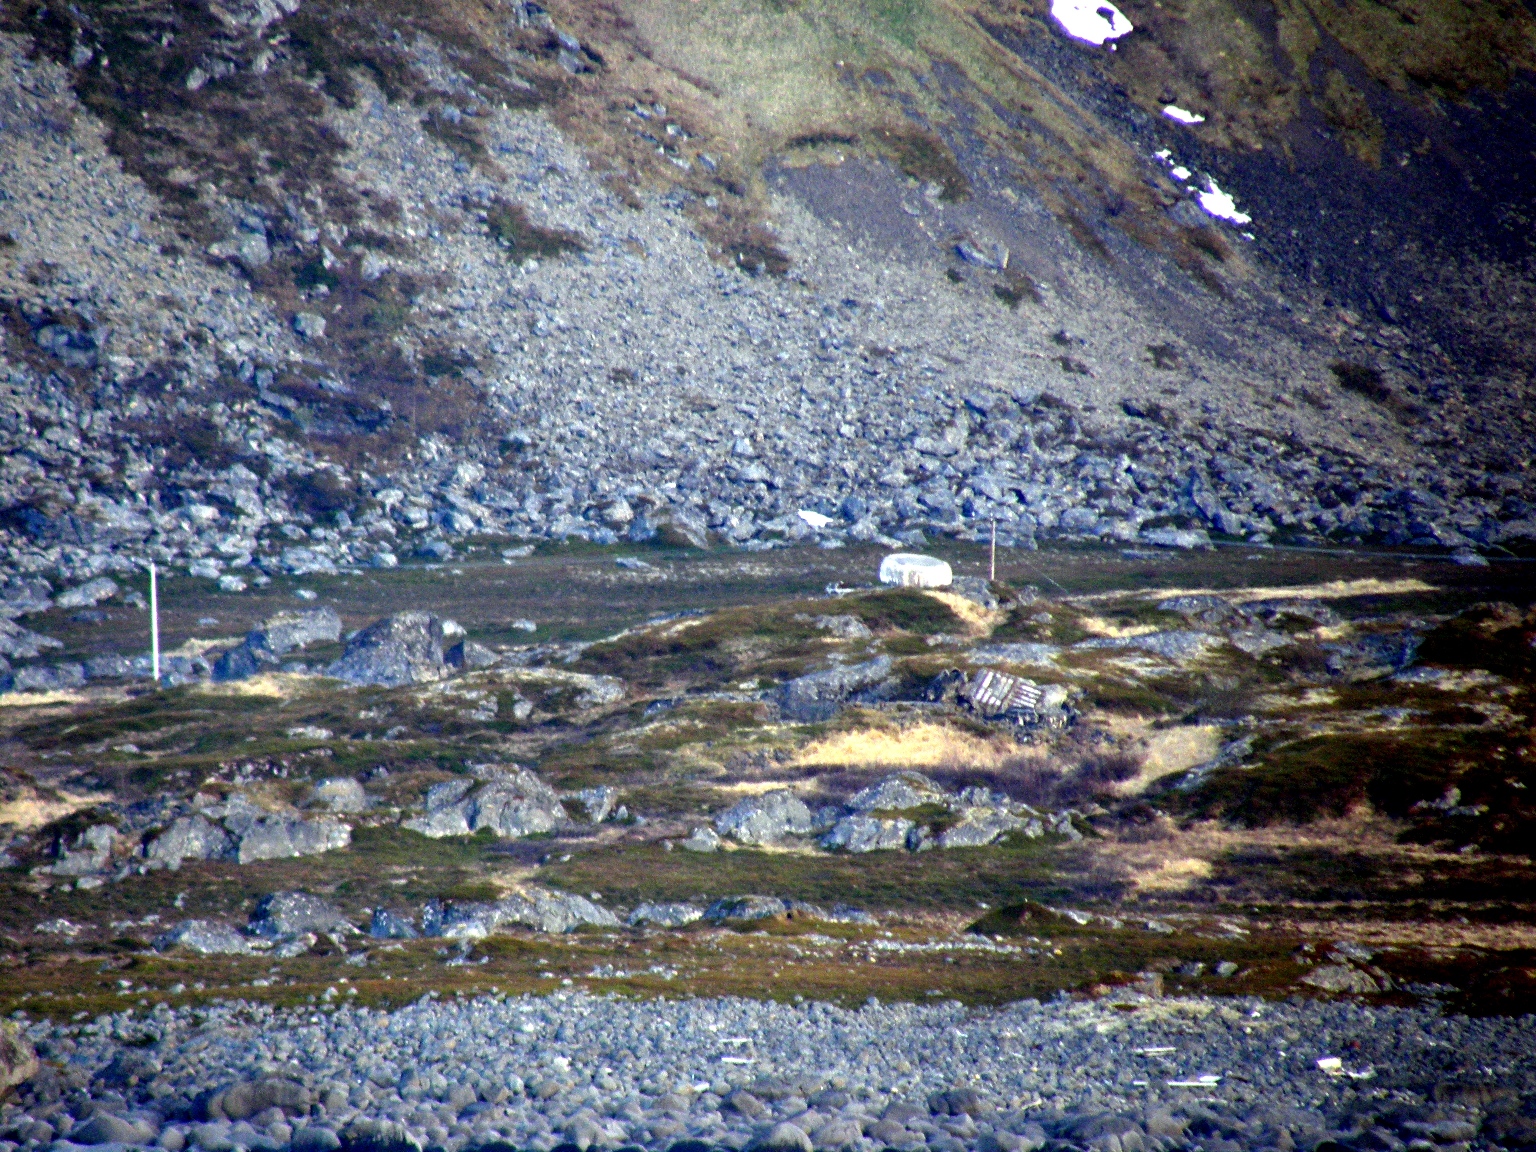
[1,0,1534,586]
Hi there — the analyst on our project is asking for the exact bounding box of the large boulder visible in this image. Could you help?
[255,607,342,656]
[0,619,61,660]
[848,771,950,812]
[628,902,704,928]
[715,789,813,845]
[327,612,448,687]
[369,908,419,939]
[426,887,619,938]
[703,896,831,923]
[145,814,234,865]
[779,656,893,722]
[938,809,1029,848]
[55,577,119,609]
[232,815,351,863]
[153,920,253,955]
[820,815,913,853]
[0,1021,38,1096]
[250,891,355,938]
[49,823,117,875]
[203,1077,312,1121]
[311,776,368,813]
[10,663,85,692]
[403,768,564,839]
[214,607,345,682]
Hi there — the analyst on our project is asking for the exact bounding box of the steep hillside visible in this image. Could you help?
[0,0,1533,584]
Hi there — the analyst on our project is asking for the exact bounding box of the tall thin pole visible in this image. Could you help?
[989,520,997,583]
[149,562,160,686]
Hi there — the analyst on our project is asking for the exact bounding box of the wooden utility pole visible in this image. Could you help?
[149,562,160,686]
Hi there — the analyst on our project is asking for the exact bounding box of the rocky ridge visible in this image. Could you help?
[0,0,1533,600]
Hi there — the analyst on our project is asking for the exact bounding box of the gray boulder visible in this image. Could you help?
[0,620,61,660]
[1074,630,1219,663]
[212,642,278,682]
[1300,963,1381,994]
[715,789,813,845]
[627,902,704,928]
[255,607,343,655]
[0,577,52,614]
[154,920,253,955]
[446,640,499,669]
[327,612,448,687]
[82,653,134,679]
[145,814,234,865]
[342,1118,422,1152]
[820,815,912,853]
[10,663,84,692]
[969,643,1061,666]
[570,785,618,823]
[72,1113,156,1145]
[55,577,118,609]
[369,908,419,939]
[848,771,949,813]
[1139,527,1212,549]
[215,607,344,682]
[404,768,565,839]
[938,809,1029,848]
[430,887,618,938]
[225,811,351,864]
[679,826,720,852]
[312,776,368,813]
[779,655,894,722]
[250,891,355,938]
[50,823,117,875]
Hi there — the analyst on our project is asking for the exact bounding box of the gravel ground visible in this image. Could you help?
[8,992,1535,1152]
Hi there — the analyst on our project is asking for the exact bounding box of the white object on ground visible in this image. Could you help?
[1170,166,1191,181]
[1197,178,1252,224]
[1049,0,1133,45]
[878,553,954,589]
[798,509,834,530]
[1163,105,1205,124]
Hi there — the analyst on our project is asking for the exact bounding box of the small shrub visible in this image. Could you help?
[486,201,587,264]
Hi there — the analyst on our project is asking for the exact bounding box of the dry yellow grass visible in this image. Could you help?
[925,591,1001,636]
[0,690,90,708]
[1075,577,1437,606]
[791,721,1016,771]
[0,787,111,830]
[196,672,319,699]
[1115,724,1222,795]
[1131,856,1214,892]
